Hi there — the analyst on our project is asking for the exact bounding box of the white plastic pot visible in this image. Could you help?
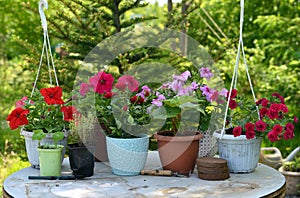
[214,130,262,173]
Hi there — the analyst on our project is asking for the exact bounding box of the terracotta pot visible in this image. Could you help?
[154,131,203,176]
[94,123,109,162]
[279,166,300,196]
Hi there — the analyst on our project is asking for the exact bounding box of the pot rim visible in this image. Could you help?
[154,132,203,142]
[21,129,69,138]
[213,129,261,141]
[106,134,149,140]
[279,166,300,176]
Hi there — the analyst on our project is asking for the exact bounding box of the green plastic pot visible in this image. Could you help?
[38,145,64,176]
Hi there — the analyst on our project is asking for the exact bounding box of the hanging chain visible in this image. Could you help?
[31,0,59,97]
[220,0,260,137]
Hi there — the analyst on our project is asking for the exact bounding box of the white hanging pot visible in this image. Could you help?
[213,130,262,173]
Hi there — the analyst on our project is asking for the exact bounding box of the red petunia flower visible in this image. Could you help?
[272,124,283,135]
[255,120,267,132]
[294,116,299,123]
[6,107,30,130]
[259,107,269,118]
[272,92,285,104]
[256,98,268,107]
[89,71,114,94]
[270,103,280,112]
[245,122,255,132]
[261,99,269,107]
[227,89,237,98]
[229,99,237,109]
[268,109,279,120]
[285,123,295,132]
[104,92,113,99]
[268,131,278,142]
[233,126,242,137]
[115,75,139,92]
[61,106,77,121]
[40,86,65,105]
[130,95,144,104]
[284,130,294,140]
[245,130,255,139]
[279,104,288,113]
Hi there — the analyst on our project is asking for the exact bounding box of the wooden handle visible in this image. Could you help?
[140,170,173,176]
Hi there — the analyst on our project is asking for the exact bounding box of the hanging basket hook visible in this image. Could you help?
[39,0,48,33]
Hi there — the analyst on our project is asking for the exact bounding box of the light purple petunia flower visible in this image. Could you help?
[199,67,214,81]
[173,71,191,82]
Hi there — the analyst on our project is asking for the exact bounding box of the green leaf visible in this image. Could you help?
[52,132,64,143]
[127,115,135,124]
[32,130,46,141]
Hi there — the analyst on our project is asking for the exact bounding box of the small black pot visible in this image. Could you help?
[68,144,95,177]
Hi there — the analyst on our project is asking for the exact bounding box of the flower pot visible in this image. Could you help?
[154,131,204,176]
[21,130,68,168]
[38,145,64,176]
[214,130,262,173]
[279,166,300,196]
[68,144,95,177]
[198,131,218,158]
[106,134,149,176]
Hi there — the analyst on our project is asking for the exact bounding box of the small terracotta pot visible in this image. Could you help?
[154,131,203,176]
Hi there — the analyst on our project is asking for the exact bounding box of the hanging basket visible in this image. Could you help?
[215,0,262,173]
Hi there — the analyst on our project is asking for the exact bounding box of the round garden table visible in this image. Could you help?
[3,151,285,198]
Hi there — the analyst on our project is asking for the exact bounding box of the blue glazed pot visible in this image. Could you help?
[106,134,149,176]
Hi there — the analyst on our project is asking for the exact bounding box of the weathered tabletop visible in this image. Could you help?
[3,151,285,198]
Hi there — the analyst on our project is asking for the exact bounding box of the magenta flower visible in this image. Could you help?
[199,67,214,81]
[233,126,242,137]
[279,104,288,113]
[89,71,114,94]
[284,130,294,140]
[79,83,93,96]
[115,75,139,92]
[255,120,267,132]
[229,99,237,109]
[272,92,285,104]
[246,130,255,139]
[285,123,295,132]
[272,124,283,135]
[268,131,278,142]
[245,122,255,132]
[294,116,299,123]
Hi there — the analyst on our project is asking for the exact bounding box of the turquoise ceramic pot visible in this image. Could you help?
[106,134,149,176]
